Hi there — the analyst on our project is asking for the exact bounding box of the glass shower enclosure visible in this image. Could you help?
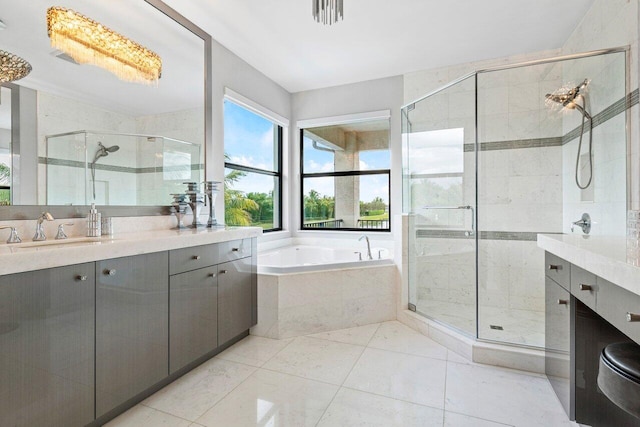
[403,48,628,348]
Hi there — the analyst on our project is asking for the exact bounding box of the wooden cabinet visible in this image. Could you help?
[0,263,95,427]
[169,266,218,374]
[95,252,169,418]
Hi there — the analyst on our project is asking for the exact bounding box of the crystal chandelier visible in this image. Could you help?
[313,0,344,25]
[0,50,32,83]
[46,7,162,85]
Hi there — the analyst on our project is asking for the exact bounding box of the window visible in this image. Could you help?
[224,99,282,231]
[301,118,391,231]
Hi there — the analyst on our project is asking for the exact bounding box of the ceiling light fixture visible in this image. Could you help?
[46,7,162,85]
[313,0,343,25]
[0,50,32,83]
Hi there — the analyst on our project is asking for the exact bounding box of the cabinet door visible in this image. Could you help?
[545,276,572,418]
[96,252,169,418]
[170,266,218,373]
[218,257,252,345]
[0,263,95,427]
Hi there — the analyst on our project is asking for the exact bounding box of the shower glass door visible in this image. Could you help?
[404,75,477,337]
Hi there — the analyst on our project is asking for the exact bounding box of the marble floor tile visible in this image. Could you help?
[368,321,448,360]
[344,348,447,409]
[262,336,365,385]
[447,350,473,364]
[306,323,381,346]
[445,362,574,426]
[216,335,293,367]
[105,405,191,427]
[196,369,338,427]
[444,411,513,426]
[316,388,443,427]
[142,358,257,421]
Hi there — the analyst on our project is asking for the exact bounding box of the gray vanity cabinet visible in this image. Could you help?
[169,266,218,373]
[0,262,95,427]
[218,257,253,345]
[95,252,169,418]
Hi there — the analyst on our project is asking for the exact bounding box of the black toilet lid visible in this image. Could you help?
[603,342,640,381]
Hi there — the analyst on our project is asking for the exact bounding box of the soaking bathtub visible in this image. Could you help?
[252,242,397,339]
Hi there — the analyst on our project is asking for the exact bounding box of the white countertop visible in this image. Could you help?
[0,226,262,276]
[538,234,640,296]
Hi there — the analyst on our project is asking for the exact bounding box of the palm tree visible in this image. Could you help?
[224,168,258,226]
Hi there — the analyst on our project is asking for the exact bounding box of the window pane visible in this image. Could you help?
[224,168,280,230]
[224,100,278,172]
[303,173,389,230]
[303,119,390,173]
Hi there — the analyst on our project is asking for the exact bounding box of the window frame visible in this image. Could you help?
[299,129,391,232]
[223,102,283,233]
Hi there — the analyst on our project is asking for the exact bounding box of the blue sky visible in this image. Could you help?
[224,100,389,203]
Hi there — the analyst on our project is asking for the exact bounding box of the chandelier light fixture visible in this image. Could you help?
[313,0,344,25]
[0,50,32,83]
[46,7,162,84]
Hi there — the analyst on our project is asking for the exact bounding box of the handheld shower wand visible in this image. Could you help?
[90,142,120,200]
[545,79,593,189]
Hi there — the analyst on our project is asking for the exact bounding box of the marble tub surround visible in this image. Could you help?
[107,321,576,427]
[252,264,397,339]
[0,225,261,276]
[538,234,640,296]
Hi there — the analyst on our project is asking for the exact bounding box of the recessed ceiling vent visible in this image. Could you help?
[51,50,79,65]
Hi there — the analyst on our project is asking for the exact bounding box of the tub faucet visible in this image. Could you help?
[33,212,54,241]
[358,235,373,260]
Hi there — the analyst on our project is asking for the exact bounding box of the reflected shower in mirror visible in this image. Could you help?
[0,0,209,210]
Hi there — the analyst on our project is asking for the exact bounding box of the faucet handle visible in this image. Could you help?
[354,251,362,261]
[0,225,21,244]
[55,223,74,240]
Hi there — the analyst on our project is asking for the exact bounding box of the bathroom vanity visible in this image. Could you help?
[539,234,640,426]
[0,227,259,427]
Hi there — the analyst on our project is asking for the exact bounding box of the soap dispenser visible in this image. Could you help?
[87,203,102,237]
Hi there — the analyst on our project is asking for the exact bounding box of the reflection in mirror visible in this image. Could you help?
[0,86,10,205]
[0,0,207,208]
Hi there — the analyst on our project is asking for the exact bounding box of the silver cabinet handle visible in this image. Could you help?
[626,313,640,322]
[76,275,88,281]
[549,264,562,271]
[192,255,201,260]
[579,284,592,291]
[105,269,116,276]
[209,272,216,278]
[557,299,569,305]
[219,270,228,274]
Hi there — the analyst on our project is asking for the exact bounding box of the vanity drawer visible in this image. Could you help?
[219,238,251,262]
[596,277,640,345]
[545,252,570,291]
[571,264,598,311]
[170,243,219,275]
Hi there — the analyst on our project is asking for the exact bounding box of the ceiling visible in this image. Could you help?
[163,0,595,93]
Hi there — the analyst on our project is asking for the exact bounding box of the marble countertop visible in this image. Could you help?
[538,234,640,296]
[0,226,262,276]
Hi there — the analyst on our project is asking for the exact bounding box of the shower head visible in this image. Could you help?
[545,79,589,107]
[92,142,120,164]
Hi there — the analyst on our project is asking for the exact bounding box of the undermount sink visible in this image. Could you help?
[7,237,109,252]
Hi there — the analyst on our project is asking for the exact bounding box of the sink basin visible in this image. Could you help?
[7,237,109,252]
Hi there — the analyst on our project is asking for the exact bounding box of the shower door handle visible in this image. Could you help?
[422,205,476,236]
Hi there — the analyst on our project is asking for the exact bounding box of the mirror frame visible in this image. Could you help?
[0,0,212,219]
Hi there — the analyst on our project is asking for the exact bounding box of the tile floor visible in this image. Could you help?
[106,321,578,427]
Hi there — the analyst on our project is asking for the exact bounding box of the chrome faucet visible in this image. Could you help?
[33,212,54,241]
[571,212,591,234]
[358,235,373,260]
[0,225,21,244]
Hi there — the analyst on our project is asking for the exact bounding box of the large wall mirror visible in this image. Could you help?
[0,0,211,217]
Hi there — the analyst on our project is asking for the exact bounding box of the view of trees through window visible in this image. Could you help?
[224,100,281,231]
[302,118,391,230]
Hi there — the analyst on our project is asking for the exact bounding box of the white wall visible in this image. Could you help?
[290,76,404,240]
